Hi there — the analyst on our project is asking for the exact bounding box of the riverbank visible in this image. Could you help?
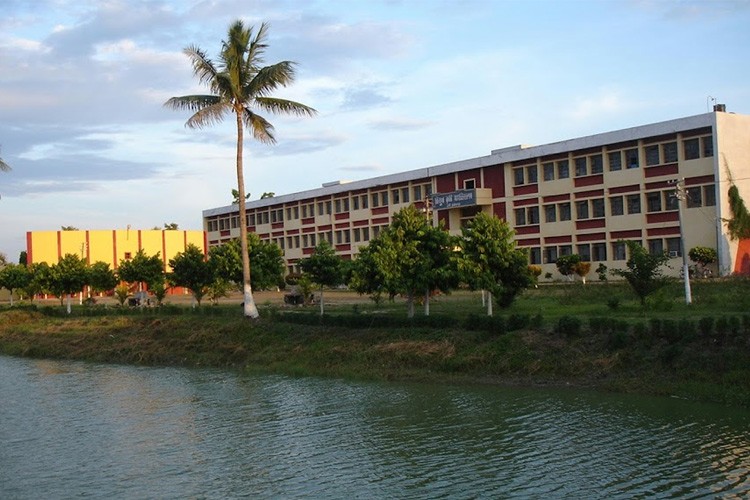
[1,298,749,407]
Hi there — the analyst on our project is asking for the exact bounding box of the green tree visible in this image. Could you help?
[117,249,165,292]
[459,212,533,315]
[168,244,214,306]
[22,262,50,303]
[87,261,118,296]
[165,20,316,319]
[49,254,88,313]
[612,241,670,306]
[60,226,78,231]
[260,192,275,199]
[368,206,459,318]
[163,222,179,230]
[349,238,392,305]
[232,188,251,205]
[300,240,345,315]
[209,235,284,292]
[18,251,27,265]
[556,254,581,281]
[0,264,31,305]
[689,246,717,268]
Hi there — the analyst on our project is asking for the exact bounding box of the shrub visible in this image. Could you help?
[507,313,530,331]
[607,296,620,310]
[698,317,714,337]
[556,316,581,337]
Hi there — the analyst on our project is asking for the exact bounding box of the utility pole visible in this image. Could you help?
[671,178,692,305]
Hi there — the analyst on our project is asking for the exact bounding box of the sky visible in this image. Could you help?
[1,0,749,261]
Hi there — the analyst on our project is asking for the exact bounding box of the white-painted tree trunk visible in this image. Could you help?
[243,283,259,318]
[319,287,324,316]
[66,294,72,315]
[424,289,430,316]
[487,291,493,317]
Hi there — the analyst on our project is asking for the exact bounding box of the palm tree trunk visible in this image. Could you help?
[236,111,259,319]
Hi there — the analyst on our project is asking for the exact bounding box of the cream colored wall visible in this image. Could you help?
[714,112,750,274]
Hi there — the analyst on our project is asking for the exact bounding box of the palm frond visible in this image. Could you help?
[247,61,297,97]
[0,158,10,172]
[184,46,219,90]
[164,94,222,112]
[243,110,276,144]
[185,102,230,129]
[255,97,317,117]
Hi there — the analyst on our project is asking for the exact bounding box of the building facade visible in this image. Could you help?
[26,228,207,271]
[203,109,750,278]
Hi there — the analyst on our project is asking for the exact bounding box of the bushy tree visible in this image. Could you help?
[166,20,316,319]
[168,244,214,306]
[87,261,118,296]
[22,263,50,302]
[117,250,165,291]
[300,240,345,315]
[573,261,592,285]
[359,206,458,318]
[49,254,88,313]
[459,212,533,315]
[0,264,31,305]
[555,254,581,281]
[209,235,284,292]
[612,241,669,306]
[350,238,392,305]
[688,246,717,268]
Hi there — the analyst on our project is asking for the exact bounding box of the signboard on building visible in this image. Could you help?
[431,189,477,210]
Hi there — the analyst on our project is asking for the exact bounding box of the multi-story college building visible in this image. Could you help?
[203,109,750,278]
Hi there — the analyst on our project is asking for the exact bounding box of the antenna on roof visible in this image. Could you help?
[707,96,717,112]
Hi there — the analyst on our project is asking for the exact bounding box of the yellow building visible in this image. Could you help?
[26,228,207,271]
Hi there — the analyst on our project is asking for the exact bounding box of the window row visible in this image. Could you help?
[528,237,683,266]
[514,134,714,185]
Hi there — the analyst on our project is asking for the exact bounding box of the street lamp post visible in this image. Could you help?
[672,179,692,305]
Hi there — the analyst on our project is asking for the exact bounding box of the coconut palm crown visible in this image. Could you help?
[165,20,316,319]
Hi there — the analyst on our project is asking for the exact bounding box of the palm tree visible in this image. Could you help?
[0,147,10,200]
[165,20,316,318]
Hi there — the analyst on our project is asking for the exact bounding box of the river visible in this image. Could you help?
[1,355,748,498]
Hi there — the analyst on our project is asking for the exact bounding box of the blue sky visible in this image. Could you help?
[1,0,749,260]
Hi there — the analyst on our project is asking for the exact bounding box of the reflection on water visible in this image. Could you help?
[1,355,748,498]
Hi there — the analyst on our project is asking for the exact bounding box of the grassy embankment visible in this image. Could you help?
[1,278,749,406]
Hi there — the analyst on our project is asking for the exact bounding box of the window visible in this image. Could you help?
[663,142,678,163]
[302,205,309,218]
[590,154,603,174]
[684,138,700,160]
[514,168,525,186]
[664,190,679,211]
[592,198,605,218]
[646,192,662,212]
[326,201,332,215]
[343,198,350,212]
[318,202,324,215]
[527,165,538,184]
[702,136,714,157]
[686,187,702,208]
[704,185,716,206]
[335,199,342,213]
[645,145,660,166]
[124,252,132,260]
[610,196,624,216]
[362,227,370,241]
[310,234,316,246]
[627,194,641,214]
[612,241,626,261]
[371,193,379,208]
[529,247,541,265]
[248,213,256,226]
[381,191,389,206]
[666,237,681,257]
[413,185,422,201]
[576,200,589,220]
[577,244,591,262]
[353,228,360,242]
[402,187,410,203]
[528,206,540,225]
[353,196,360,210]
[625,148,639,169]
[559,245,573,256]
[608,151,622,171]
[559,202,572,221]
[303,234,309,247]
[543,162,555,181]
[575,157,587,177]
[544,204,556,223]
[544,246,558,264]
[648,238,664,255]
[557,160,570,179]
[392,189,400,204]
[592,242,607,261]
[361,195,369,209]
[515,208,526,226]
